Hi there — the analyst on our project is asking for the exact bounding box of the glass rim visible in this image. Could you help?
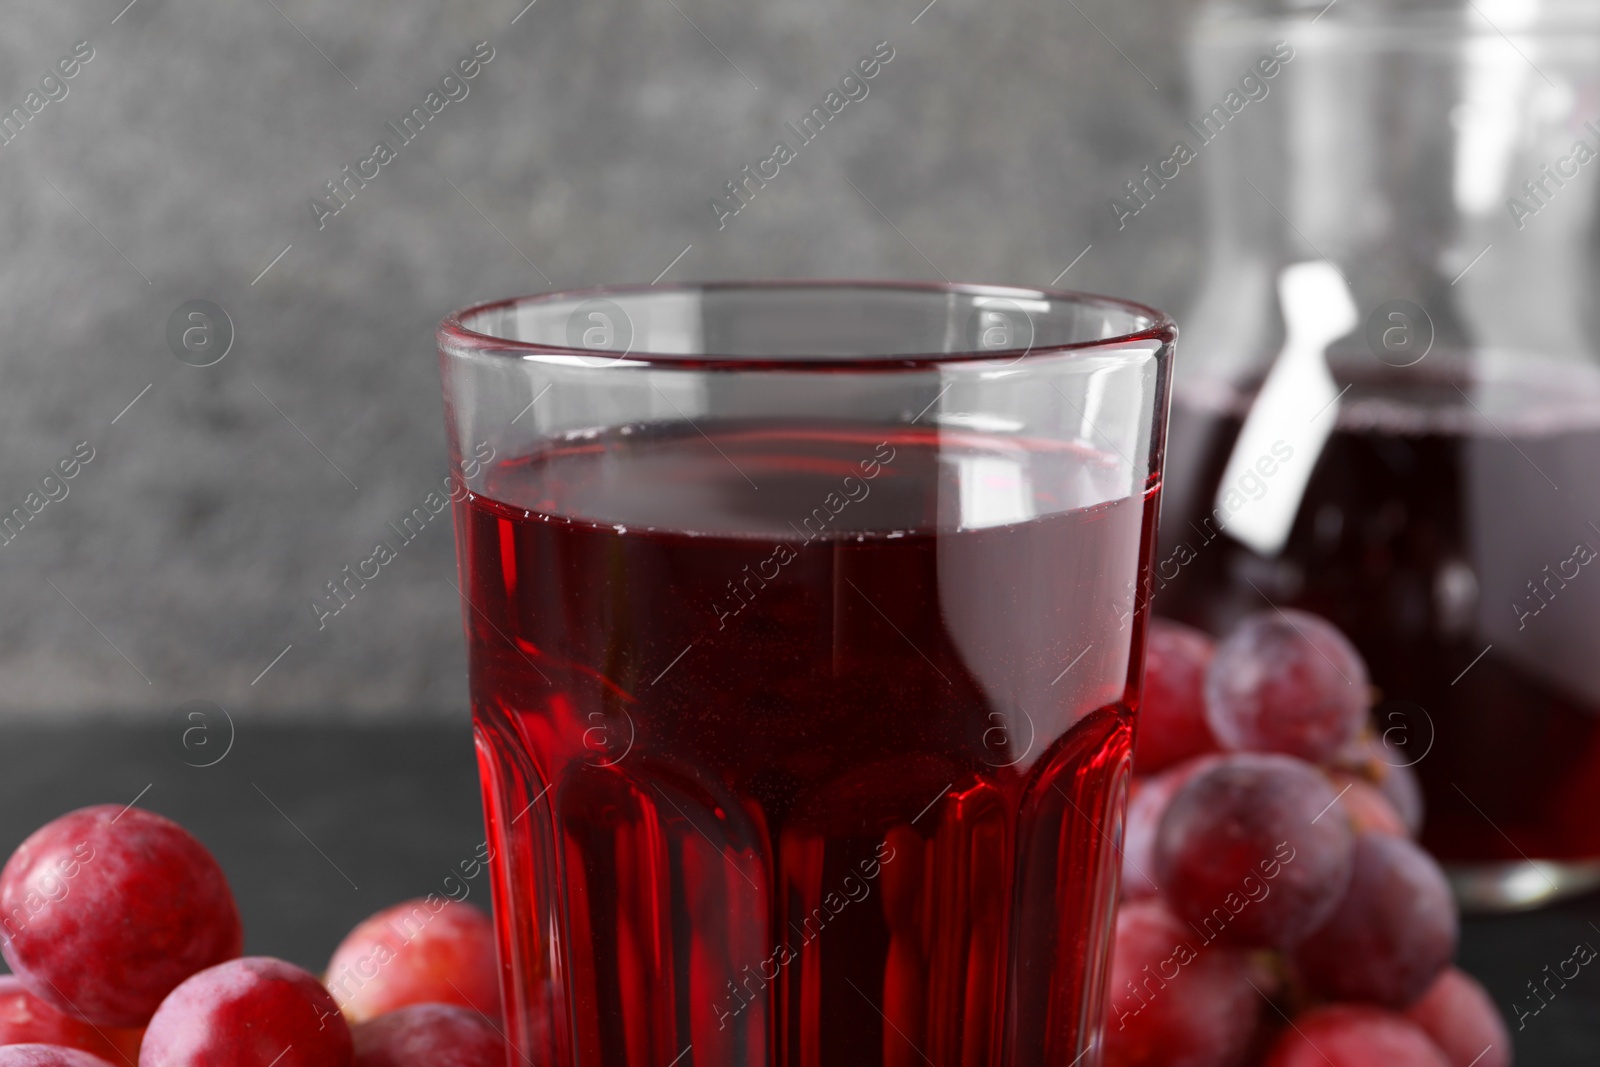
[437,279,1177,372]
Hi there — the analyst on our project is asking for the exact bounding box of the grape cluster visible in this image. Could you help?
[0,806,504,1066]
[1107,615,1513,1067]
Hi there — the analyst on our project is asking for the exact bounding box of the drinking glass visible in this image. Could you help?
[1160,0,1600,909]
[436,282,1175,1067]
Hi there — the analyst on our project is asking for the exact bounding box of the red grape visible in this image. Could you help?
[351,1004,503,1067]
[1122,779,1170,902]
[1102,899,1263,1067]
[1405,968,1512,1067]
[326,900,498,1023]
[1291,832,1456,1008]
[1264,1005,1450,1067]
[1377,753,1425,836]
[139,957,352,1067]
[0,977,141,1065]
[1204,610,1370,763]
[1135,619,1219,774]
[1153,753,1355,949]
[0,1048,117,1067]
[1335,734,1424,836]
[1330,772,1408,837]
[0,805,242,1027]
[1121,756,1222,902]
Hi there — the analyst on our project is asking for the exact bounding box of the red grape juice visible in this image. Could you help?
[454,422,1160,1067]
[1158,357,1600,872]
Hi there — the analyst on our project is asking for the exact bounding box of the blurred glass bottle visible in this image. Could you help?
[1159,0,1600,910]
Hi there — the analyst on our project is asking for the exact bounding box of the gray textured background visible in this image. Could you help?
[0,0,1206,717]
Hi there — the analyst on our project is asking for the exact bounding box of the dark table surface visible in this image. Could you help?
[0,722,1594,1064]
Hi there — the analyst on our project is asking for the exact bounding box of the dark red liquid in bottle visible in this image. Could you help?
[1158,358,1600,869]
[454,423,1160,1067]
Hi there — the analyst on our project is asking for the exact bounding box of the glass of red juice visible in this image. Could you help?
[436,282,1176,1067]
